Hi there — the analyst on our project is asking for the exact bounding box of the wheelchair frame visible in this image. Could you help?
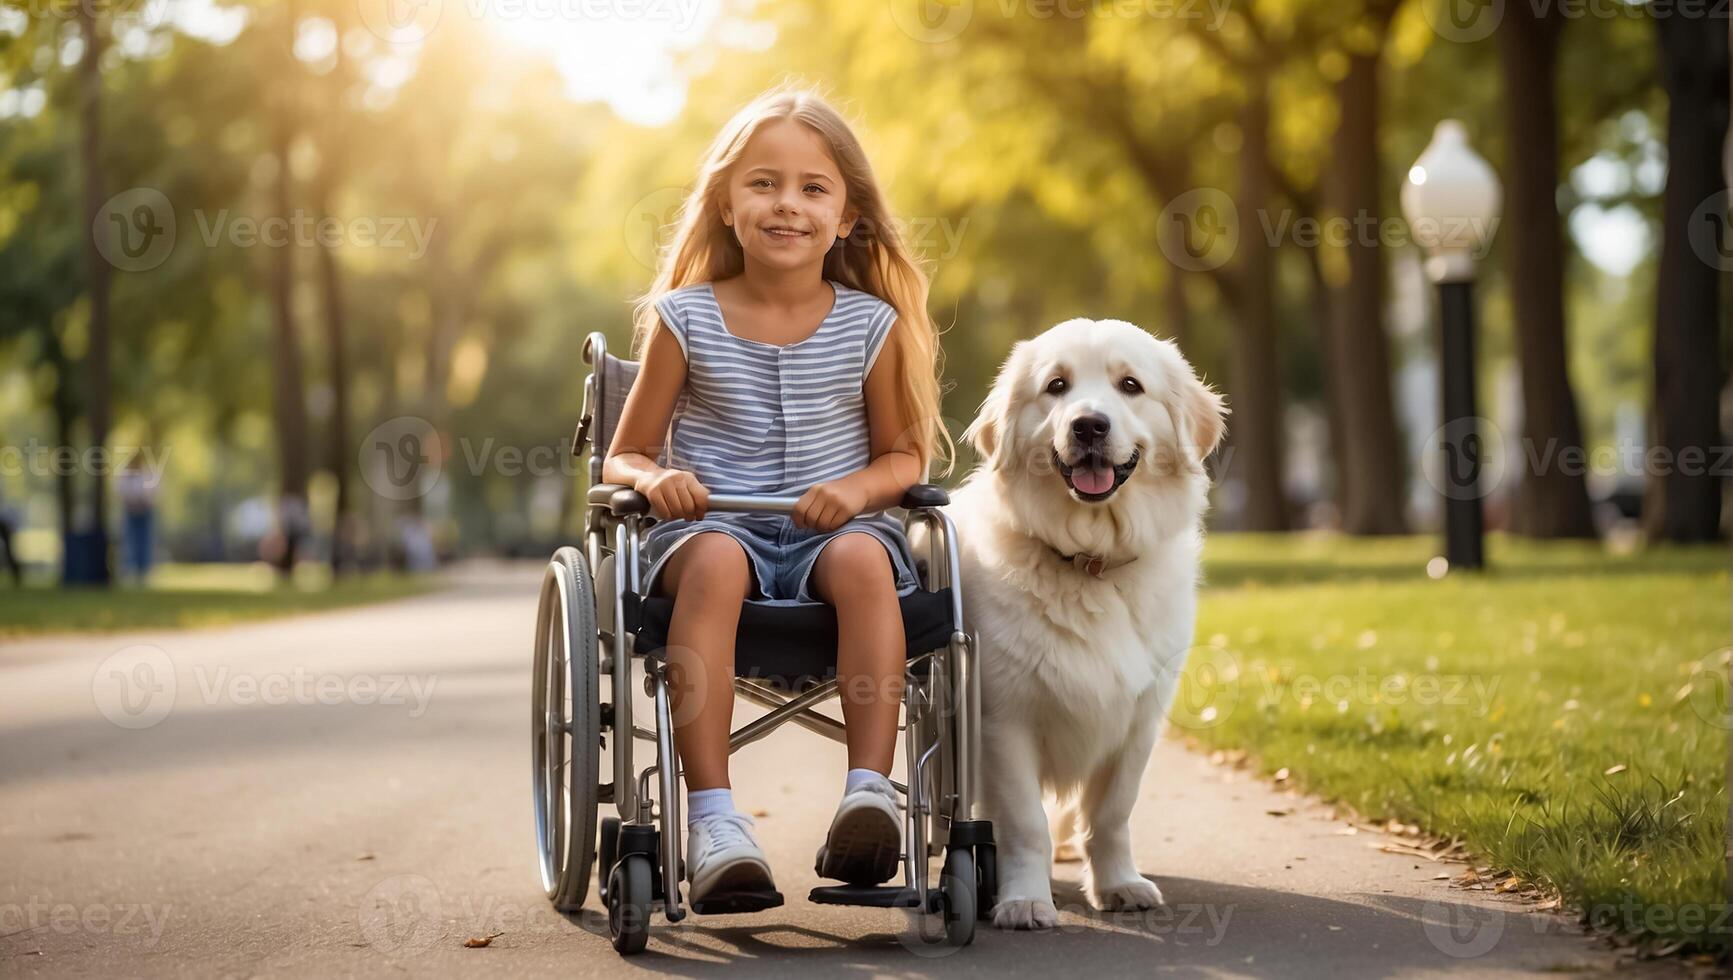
[531,331,995,954]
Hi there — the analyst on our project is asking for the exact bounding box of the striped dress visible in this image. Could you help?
[638,278,922,606]
[651,280,901,496]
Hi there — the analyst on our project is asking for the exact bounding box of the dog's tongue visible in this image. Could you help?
[1070,464,1115,495]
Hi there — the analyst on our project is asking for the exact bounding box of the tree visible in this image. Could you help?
[1496,3,1598,538]
[73,1,113,583]
[1645,6,1728,542]
[267,0,312,572]
[1320,0,1407,534]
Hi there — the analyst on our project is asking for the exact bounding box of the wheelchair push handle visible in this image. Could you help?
[589,483,949,518]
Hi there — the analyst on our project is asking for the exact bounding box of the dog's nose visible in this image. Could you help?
[1071,413,1111,441]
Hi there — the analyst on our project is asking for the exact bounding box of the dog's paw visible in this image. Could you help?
[1088,877,1164,911]
[992,896,1060,931]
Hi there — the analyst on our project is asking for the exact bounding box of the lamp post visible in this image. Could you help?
[1401,120,1502,572]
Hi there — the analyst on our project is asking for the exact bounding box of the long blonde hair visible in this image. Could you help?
[633,87,953,479]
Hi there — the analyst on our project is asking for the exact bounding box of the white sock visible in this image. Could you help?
[845,768,890,795]
[687,787,734,825]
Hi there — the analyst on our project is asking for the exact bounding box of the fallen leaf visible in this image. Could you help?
[355,854,375,861]
[1603,764,1627,776]
[1433,873,1451,880]
[1266,808,1293,817]
[751,808,769,818]
[464,932,504,949]
[1273,767,1290,782]
[1375,843,1441,861]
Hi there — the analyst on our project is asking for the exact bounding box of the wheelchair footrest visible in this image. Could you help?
[688,890,785,916]
[808,884,938,912]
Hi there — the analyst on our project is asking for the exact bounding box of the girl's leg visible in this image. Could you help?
[808,533,906,774]
[655,532,752,791]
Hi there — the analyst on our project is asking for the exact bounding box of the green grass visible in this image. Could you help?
[0,563,439,636]
[1178,533,1730,954]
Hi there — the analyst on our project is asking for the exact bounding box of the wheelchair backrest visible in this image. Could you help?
[580,345,668,484]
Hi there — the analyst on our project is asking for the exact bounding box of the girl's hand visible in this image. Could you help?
[793,480,869,532]
[639,469,710,522]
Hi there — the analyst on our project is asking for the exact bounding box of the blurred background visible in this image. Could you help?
[0,0,1727,587]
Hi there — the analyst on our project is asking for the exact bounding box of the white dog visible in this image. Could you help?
[937,317,1226,930]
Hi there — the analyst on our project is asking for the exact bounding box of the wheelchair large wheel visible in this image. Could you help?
[532,547,601,911]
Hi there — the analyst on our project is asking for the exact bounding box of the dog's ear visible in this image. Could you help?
[1176,370,1228,464]
[963,342,1024,472]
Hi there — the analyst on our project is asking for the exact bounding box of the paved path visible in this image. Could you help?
[0,564,1653,977]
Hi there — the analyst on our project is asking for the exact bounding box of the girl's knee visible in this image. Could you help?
[669,532,752,603]
[817,532,893,582]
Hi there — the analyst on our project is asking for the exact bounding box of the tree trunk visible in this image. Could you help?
[314,179,354,573]
[1497,6,1598,538]
[269,0,311,572]
[46,335,77,557]
[1645,13,1728,542]
[1324,46,1408,535]
[1161,267,1190,354]
[76,2,111,584]
[1306,247,1350,523]
[1229,83,1290,531]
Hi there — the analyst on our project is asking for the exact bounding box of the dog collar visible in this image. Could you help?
[1047,545,1138,577]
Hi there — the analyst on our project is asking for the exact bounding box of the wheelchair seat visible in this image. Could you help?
[623,587,957,685]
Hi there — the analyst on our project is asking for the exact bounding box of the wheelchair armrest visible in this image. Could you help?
[587,483,651,516]
[901,483,949,509]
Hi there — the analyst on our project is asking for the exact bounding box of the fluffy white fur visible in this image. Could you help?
[929,318,1227,930]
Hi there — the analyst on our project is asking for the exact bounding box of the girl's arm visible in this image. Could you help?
[792,325,924,530]
[602,320,710,520]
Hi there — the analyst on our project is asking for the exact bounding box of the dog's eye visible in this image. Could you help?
[1119,377,1143,395]
[1045,377,1068,396]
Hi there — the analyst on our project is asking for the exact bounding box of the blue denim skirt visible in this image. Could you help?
[640,511,921,607]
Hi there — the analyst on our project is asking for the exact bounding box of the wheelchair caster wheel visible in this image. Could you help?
[596,817,621,905]
[607,853,653,955]
[975,842,997,921]
[940,849,976,947]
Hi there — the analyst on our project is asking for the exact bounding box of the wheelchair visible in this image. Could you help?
[531,331,996,955]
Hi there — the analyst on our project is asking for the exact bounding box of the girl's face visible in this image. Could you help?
[721,118,857,273]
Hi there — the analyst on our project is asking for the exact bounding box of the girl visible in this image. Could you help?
[601,88,950,909]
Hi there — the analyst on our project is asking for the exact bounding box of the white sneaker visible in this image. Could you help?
[686,812,776,906]
[814,777,903,885]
